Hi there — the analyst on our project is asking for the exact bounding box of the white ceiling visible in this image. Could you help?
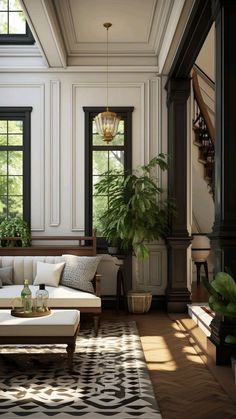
[19,0,194,71]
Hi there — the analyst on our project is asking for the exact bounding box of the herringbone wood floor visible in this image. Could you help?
[100,309,236,419]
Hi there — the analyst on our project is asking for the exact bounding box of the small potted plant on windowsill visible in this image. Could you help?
[95,153,174,313]
[100,221,121,255]
[0,217,31,247]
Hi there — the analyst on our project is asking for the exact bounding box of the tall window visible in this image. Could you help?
[0,107,32,224]
[0,0,34,44]
[84,107,133,244]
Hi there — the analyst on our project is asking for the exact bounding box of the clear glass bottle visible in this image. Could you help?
[36,284,49,311]
[21,279,32,312]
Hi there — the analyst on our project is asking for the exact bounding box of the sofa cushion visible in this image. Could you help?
[34,261,65,287]
[60,255,101,294]
[0,267,13,286]
[0,285,101,308]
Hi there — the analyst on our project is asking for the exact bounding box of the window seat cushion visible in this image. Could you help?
[0,285,101,308]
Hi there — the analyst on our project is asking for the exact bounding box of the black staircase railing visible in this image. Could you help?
[192,68,215,199]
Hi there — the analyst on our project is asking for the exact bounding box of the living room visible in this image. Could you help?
[0,0,236,418]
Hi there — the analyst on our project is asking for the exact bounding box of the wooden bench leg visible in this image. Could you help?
[66,343,76,371]
[93,315,100,336]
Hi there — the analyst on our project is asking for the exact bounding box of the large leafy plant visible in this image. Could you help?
[95,154,173,259]
[202,272,236,344]
[0,217,31,247]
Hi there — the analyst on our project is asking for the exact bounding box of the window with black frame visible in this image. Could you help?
[0,0,34,44]
[83,107,133,248]
[0,107,32,225]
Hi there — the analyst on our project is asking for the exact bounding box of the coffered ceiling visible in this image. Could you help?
[20,0,194,71]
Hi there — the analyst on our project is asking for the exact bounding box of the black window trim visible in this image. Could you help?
[0,21,35,45]
[0,106,32,227]
[83,106,134,248]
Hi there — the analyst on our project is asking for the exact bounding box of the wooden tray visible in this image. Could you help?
[11,308,51,318]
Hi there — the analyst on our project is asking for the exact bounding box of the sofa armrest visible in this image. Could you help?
[93,273,101,297]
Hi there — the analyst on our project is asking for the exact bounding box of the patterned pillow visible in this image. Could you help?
[0,266,13,286]
[61,255,102,294]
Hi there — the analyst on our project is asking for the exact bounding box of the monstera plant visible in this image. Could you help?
[202,272,236,344]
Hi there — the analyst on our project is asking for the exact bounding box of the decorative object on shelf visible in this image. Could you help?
[21,278,32,312]
[191,233,210,286]
[0,216,31,247]
[94,22,120,143]
[95,154,175,312]
[35,284,49,311]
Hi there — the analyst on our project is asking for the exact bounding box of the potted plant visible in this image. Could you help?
[100,221,120,255]
[202,272,236,344]
[95,153,174,312]
[0,217,31,247]
[202,272,236,377]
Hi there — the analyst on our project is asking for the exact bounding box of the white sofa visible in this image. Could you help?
[0,256,102,334]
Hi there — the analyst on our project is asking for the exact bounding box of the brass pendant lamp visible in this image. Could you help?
[94,23,120,144]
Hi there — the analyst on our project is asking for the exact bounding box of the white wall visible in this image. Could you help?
[195,25,215,82]
[0,70,168,295]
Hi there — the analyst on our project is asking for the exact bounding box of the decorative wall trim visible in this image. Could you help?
[71,81,145,231]
[147,77,162,167]
[140,82,145,166]
[0,66,159,73]
[32,83,45,231]
[136,243,167,294]
[50,80,61,226]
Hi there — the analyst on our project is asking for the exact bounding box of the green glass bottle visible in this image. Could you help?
[21,279,32,312]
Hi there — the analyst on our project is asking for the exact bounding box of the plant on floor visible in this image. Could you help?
[0,216,31,247]
[95,153,175,288]
[202,272,236,344]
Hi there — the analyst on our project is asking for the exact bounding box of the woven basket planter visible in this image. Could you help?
[127,291,152,314]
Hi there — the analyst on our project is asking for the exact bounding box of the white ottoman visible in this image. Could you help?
[0,309,80,370]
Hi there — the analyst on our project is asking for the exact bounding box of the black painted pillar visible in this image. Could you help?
[166,78,192,312]
[210,0,236,364]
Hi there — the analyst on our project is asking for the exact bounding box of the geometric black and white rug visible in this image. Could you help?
[0,321,162,418]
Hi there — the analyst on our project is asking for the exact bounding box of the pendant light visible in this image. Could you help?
[94,23,120,144]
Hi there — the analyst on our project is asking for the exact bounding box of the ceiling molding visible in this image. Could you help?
[0,65,159,73]
[21,0,67,68]
[53,0,171,58]
[17,0,193,71]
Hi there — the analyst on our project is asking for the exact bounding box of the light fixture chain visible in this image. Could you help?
[106,25,109,111]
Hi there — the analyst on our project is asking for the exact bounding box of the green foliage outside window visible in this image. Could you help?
[0,119,23,222]
[92,119,125,235]
[0,0,26,35]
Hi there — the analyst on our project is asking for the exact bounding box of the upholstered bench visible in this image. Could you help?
[0,309,80,370]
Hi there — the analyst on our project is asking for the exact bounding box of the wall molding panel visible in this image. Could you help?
[49,80,61,226]
[136,242,167,294]
[31,83,45,231]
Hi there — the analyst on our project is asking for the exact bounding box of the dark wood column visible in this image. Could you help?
[209,0,236,364]
[166,78,191,312]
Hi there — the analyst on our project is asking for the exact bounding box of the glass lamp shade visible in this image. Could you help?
[191,234,211,262]
[94,110,120,143]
